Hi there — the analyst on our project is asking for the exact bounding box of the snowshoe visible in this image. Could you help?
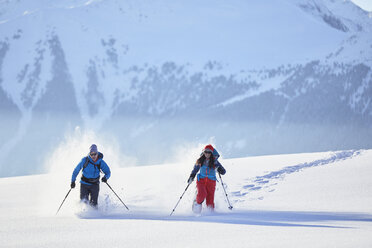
[192,200,202,214]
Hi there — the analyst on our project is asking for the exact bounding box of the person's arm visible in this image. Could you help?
[215,160,226,175]
[213,149,220,160]
[188,164,201,183]
[100,161,111,181]
[71,158,84,182]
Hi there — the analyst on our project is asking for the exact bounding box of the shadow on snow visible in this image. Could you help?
[77,208,372,229]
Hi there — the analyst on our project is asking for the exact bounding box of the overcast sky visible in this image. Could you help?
[351,0,372,11]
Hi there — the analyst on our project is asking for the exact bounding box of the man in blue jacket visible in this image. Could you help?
[71,144,111,207]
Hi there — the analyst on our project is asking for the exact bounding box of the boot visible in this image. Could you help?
[192,200,202,214]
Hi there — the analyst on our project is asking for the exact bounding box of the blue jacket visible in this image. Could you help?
[190,157,226,181]
[71,152,111,185]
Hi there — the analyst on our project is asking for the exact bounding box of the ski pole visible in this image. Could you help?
[56,188,72,215]
[105,182,129,210]
[170,182,192,216]
[218,172,233,210]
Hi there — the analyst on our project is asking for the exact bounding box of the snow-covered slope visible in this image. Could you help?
[1,150,372,247]
[0,0,372,177]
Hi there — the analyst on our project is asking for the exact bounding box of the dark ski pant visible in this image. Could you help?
[196,177,216,208]
[80,183,99,206]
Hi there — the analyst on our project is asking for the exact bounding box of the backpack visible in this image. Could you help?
[82,154,102,172]
[81,155,103,184]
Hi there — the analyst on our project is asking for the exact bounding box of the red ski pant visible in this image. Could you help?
[196,177,216,208]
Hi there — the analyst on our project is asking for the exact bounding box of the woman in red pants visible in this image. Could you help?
[188,144,226,213]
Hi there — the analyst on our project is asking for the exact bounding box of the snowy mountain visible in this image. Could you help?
[0,0,372,177]
[1,149,372,247]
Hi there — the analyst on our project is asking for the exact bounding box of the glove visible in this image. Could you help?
[217,166,226,175]
[71,181,76,188]
[187,176,194,184]
[101,177,107,183]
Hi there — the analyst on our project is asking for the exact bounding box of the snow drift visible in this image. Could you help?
[1,149,372,247]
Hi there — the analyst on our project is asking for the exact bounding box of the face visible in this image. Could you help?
[90,152,98,159]
[203,151,212,158]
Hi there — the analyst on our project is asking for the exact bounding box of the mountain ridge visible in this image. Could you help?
[0,0,371,176]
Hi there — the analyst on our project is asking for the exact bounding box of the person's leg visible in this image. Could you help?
[87,186,92,204]
[80,183,89,203]
[196,178,207,204]
[205,179,216,209]
[90,184,100,207]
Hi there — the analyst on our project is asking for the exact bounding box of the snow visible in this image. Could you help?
[0,1,372,245]
[0,0,354,126]
[216,71,294,107]
[1,149,372,247]
[1,0,372,174]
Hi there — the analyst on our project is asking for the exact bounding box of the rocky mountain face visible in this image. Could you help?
[0,0,371,176]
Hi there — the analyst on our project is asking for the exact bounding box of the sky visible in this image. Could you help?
[351,0,372,11]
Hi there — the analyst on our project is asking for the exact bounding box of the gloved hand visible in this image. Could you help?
[187,176,194,184]
[71,181,76,188]
[217,165,226,175]
[101,177,107,183]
